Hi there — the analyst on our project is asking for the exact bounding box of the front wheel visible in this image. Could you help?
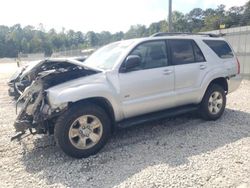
[54,103,111,158]
[200,84,226,121]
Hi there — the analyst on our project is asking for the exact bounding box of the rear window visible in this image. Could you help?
[203,40,234,59]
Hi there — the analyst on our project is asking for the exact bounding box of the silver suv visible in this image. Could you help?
[13,33,242,158]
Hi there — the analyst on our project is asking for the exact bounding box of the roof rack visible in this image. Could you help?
[150,32,225,38]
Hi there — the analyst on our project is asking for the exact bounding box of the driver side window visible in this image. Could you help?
[128,40,169,71]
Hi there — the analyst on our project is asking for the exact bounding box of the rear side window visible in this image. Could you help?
[169,39,205,65]
[203,40,234,59]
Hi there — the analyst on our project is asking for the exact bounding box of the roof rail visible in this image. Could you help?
[150,32,225,38]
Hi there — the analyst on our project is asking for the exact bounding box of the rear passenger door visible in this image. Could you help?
[168,39,208,106]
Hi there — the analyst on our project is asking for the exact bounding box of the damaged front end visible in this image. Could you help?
[12,64,99,141]
[12,72,61,140]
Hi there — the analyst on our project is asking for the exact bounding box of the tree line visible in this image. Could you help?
[1,1,250,58]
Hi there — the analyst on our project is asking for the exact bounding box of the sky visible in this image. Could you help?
[0,0,249,33]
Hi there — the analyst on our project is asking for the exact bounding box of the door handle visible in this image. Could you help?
[200,65,207,70]
[163,69,173,75]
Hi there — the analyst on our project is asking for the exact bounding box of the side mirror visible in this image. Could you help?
[121,55,141,72]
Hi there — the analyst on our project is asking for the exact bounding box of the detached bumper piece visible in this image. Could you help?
[11,120,32,141]
[11,132,26,141]
[11,129,37,141]
[14,119,31,133]
[11,119,41,141]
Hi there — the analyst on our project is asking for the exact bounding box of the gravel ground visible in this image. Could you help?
[0,62,249,188]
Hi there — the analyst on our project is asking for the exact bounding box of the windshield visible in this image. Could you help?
[83,40,135,70]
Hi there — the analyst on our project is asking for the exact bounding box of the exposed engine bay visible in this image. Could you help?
[8,57,87,98]
[12,62,98,140]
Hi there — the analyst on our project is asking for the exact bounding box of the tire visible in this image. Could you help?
[200,84,226,121]
[54,103,111,158]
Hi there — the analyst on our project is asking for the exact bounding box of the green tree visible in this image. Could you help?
[98,31,112,46]
[148,22,161,35]
[125,25,147,39]
[225,6,244,27]
[186,8,204,32]
[159,20,168,32]
[241,1,250,25]
[86,31,98,47]
[172,11,189,32]
[111,31,124,41]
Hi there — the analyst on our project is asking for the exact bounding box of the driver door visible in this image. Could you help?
[118,40,175,118]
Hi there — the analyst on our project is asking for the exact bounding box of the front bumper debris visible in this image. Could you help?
[12,78,45,139]
[14,120,31,133]
[11,128,37,141]
[11,131,26,141]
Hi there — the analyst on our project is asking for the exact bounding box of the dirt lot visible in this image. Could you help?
[0,61,249,188]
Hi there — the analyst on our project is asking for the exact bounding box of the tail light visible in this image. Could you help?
[236,57,240,74]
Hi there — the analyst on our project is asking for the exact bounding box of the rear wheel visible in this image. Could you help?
[200,84,226,120]
[54,103,111,158]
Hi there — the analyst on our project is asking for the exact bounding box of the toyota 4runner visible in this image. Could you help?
[12,33,242,158]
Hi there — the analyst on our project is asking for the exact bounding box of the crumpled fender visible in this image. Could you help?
[46,73,122,121]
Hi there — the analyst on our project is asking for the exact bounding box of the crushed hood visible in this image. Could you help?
[19,58,102,80]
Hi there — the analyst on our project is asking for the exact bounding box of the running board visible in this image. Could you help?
[117,105,198,128]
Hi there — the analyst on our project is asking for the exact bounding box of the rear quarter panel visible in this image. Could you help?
[194,38,236,102]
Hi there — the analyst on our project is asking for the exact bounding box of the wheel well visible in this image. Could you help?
[209,77,228,93]
[69,97,115,130]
